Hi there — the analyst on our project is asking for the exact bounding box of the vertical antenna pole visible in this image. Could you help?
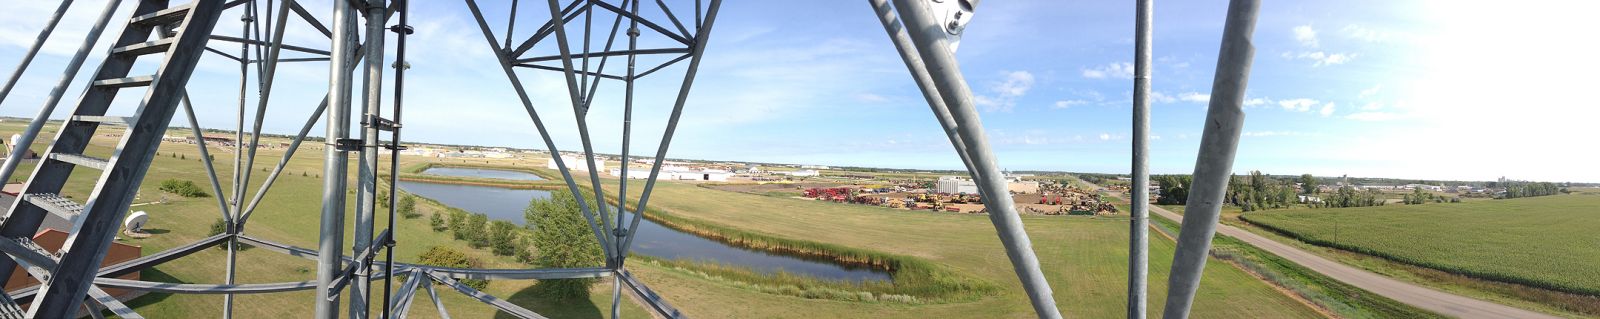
[1129,0,1153,317]
[317,0,359,317]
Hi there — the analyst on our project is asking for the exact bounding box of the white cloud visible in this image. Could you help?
[1277,98,1318,112]
[1149,91,1176,104]
[1082,62,1134,79]
[1360,101,1385,110]
[1344,112,1403,121]
[1053,100,1087,109]
[1285,51,1356,67]
[1342,24,1395,42]
[1098,133,1125,141]
[975,71,1035,112]
[1293,25,1320,47]
[1359,84,1383,98]
[1244,97,1273,107]
[1319,102,1336,117]
[1178,92,1210,103]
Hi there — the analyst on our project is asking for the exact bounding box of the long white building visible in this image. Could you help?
[548,155,606,171]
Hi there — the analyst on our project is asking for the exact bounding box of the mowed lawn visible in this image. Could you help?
[603,180,1321,318]
[1242,194,1600,296]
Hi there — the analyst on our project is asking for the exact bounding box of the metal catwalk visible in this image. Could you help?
[0,0,1257,318]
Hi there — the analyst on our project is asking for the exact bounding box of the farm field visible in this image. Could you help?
[1241,194,1600,297]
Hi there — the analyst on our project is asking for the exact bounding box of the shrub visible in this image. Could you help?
[430,213,446,232]
[466,214,490,248]
[397,195,419,219]
[206,218,251,250]
[489,221,518,256]
[158,179,209,198]
[416,246,487,289]
[525,192,604,300]
[448,211,469,240]
[514,237,536,264]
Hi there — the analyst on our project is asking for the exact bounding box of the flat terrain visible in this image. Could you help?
[600,180,1322,318]
[1242,195,1600,297]
[0,121,653,318]
[1152,204,1556,319]
[1,119,1322,318]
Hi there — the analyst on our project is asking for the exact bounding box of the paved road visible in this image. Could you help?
[1142,204,1557,319]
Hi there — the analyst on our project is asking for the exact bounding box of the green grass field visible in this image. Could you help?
[0,119,1323,318]
[1241,195,1600,297]
[599,180,1322,318]
[0,120,653,318]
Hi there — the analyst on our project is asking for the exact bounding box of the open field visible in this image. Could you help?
[1165,202,1600,318]
[587,178,1322,318]
[1241,195,1600,297]
[0,121,652,318]
[0,118,1323,317]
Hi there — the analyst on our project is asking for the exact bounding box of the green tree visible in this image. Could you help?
[429,213,446,232]
[416,246,486,289]
[466,214,490,248]
[1154,175,1192,205]
[1299,174,1318,194]
[525,192,604,300]
[489,221,518,256]
[397,195,419,219]
[448,211,469,240]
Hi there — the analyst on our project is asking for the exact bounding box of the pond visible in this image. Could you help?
[421,166,545,181]
[396,181,892,282]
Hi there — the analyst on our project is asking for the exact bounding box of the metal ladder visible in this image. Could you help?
[0,0,226,317]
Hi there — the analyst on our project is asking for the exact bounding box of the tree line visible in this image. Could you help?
[1502,181,1564,199]
[423,192,603,300]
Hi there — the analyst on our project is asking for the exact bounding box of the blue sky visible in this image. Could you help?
[1,1,1596,182]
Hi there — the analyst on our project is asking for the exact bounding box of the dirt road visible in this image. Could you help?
[1144,204,1557,318]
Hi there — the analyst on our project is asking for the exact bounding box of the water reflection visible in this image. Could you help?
[396,181,891,282]
[421,166,545,181]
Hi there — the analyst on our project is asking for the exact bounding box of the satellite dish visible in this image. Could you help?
[124,211,150,234]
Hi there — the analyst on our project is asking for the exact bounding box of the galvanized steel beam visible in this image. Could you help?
[1160,0,1258,318]
[28,0,229,315]
[427,272,549,319]
[1129,0,1154,318]
[0,0,75,108]
[888,0,1060,317]
[316,0,361,316]
[0,0,121,207]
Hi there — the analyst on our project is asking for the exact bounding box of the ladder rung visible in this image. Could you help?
[11,238,55,260]
[21,193,83,222]
[49,153,109,170]
[1,237,58,284]
[0,291,22,319]
[71,115,134,125]
[129,5,192,26]
[110,38,174,57]
[93,75,155,88]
